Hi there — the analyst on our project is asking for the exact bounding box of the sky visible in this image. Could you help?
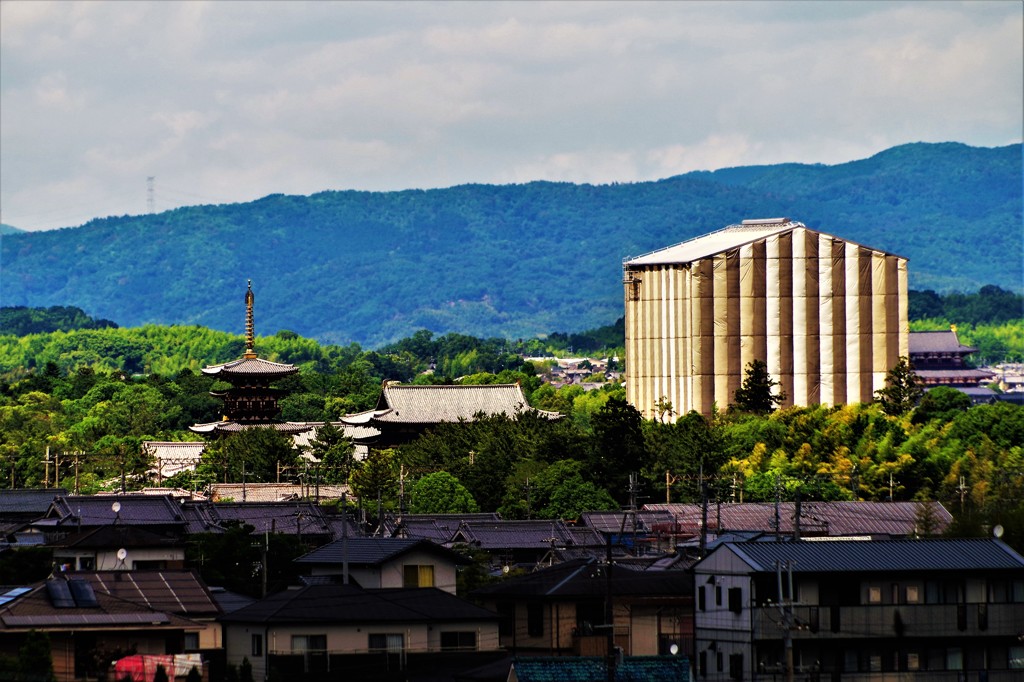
[1,1,1021,232]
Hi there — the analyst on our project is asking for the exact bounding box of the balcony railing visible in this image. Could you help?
[752,603,1022,639]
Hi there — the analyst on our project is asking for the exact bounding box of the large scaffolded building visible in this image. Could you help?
[623,218,908,419]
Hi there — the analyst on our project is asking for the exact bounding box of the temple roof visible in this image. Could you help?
[909,329,977,355]
[365,383,560,425]
[190,421,312,435]
[201,356,299,378]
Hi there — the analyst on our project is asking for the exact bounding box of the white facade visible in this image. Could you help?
[624,220,909,418]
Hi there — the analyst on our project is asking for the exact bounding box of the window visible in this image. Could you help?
[698,586,706,611]
[867,586,882,604]
[698,651,707,677]
[78,557,95,571]
[946,647,963,671]
[184,633,199,651]
[729,653,744,680]
[440,631,477,651]
[905,585,920,603]
[715,585,722,606]
[369,633,404,653]
[292,634,328,673]
[1010,645,1024,669]
[497,600,514,637]
[907,653,920,671]
[403,564,435,588]
[716,651,723,671]
[251,634,263,657]
[527,601,544,637]
[728,587,742,614]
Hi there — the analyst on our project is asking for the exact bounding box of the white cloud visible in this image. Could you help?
[1,0,1020,231]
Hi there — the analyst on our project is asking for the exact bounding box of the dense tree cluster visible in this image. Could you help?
[0,308,1022,553]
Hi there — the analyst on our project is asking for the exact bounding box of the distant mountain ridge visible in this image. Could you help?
[1,142,1020,347]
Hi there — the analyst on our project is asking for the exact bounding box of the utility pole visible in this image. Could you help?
[341,492,349,585]
[774,474,782,541]
[605,536,616,682]
[699,465,708,559]
[776,560,796,682]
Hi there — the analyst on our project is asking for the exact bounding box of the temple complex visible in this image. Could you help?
[909,327,995,388]
[190,281,310,436]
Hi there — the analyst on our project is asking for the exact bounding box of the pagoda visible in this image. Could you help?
[190,281,310,436]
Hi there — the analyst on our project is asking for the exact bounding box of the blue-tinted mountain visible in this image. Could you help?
[1,142,1019,347]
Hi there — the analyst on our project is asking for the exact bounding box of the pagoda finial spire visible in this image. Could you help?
[244,279,257,359]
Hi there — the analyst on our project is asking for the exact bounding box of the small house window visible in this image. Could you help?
[728,587,742,614]
[867,586,882,604]
[403,564,435,588]
[440,631,477,651]
[251,634,263,657]
[369,633,404,653]
[184,633,199,651]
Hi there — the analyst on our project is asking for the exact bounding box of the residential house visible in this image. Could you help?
[53,524,185,571]
[294,537,470,594]
[691,537,1024,681]
[220,583,503,681]
[472,558,693,660]
[0,573,209,681]
[642,501,953,541]
[33,494,190,543]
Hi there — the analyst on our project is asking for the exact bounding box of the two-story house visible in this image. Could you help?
[692,538,1024,681]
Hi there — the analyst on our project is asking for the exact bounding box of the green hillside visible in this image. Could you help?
[2,142,1020,346]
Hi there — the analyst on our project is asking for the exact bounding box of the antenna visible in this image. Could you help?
[116,548,127,564]
[147,176,155,213]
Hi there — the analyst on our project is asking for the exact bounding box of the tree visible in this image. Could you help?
[912,385,972,425]
[18,630,57,682]
[153,664,170,682]
[589,396,648,503]
[731,360,786,415]
[350,449,399,508]
[308,422,355,483]
[875,357,923,416]
[410,471,480,513]
[186,666,203,682]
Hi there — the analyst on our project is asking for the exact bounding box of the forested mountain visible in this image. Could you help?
[2,142,1020,347]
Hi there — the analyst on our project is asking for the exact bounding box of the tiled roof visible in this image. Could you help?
[220,584,499,624]
[909,330,976,355]
[295,537,469,566]
[472,558,691,599]
[916,369,995,380]
[45,495,187,528]
[201,356,298,377]
[642,501,952,537]
[189,421,313,435]
[453,520,605,550]
[708,538,1024,573]
[291,422,379,449]
[211,501,333,537]
[511,656,690,682]
[209,483,351,503]
[385,513,501,542]
[369,383,560,424]
[581,510,676,534]
[0,489,66,516]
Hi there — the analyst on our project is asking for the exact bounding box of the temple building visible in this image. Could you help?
[623,219,909,418]
[908,327,995,388]
[341,382,561,449]
[191,282,310,436]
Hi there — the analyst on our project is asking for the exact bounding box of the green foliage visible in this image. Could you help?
[875,357,924,416]
[409,471,480,513]
[186,667,202,682]
[3,143,1018,347]
[18,630,57,682]
[153,664,170,682]
[349,449,399,508]
[912,386,972,425]
[731,360,786,415]
[0,305,117,335]
[307,422,356,483]
[239,658,254,682]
